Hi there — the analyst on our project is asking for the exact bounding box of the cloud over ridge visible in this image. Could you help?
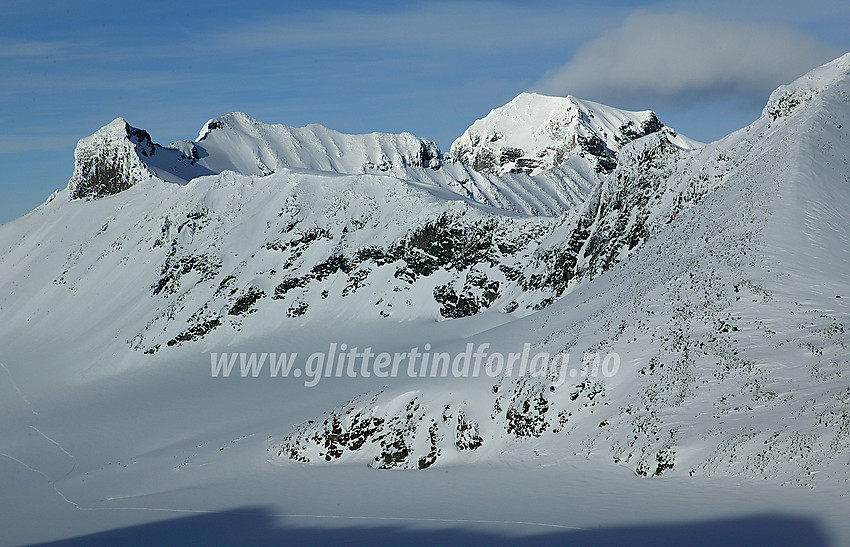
[534,11,837,106]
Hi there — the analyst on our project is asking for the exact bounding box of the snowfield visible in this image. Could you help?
[1,54,850,545]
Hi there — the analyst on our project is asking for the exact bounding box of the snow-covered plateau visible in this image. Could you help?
[1,54,850,545]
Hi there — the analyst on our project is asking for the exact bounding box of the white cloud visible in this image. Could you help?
[534,11,838,105]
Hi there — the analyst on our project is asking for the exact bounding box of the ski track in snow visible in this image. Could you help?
[30,425,78,465]
[0,450,583,532]
[0,360,582,533]
[0,359,37,415]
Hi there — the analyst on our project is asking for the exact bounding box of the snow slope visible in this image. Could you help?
[20,102,705,357]
[186,112,443,177]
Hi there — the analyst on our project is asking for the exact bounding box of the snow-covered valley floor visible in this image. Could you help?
[1,317,847,545]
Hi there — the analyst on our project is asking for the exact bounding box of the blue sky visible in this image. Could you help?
[2,0,849,224]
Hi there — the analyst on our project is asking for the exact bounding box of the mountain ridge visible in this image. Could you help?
[1,53,849,487]
[275,54,850,481]
[65,93,696,216]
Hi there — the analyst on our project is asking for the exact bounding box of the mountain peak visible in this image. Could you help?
[103,116,129,130]
[68,113,448,201]
[197,111,258,141]
[67,117,159,200]
[450,92,674,175]
[765,52,850,121]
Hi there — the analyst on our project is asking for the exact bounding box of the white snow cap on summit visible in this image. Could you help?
[450,92,698,175]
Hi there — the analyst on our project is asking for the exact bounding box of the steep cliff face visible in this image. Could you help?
[67,117,212,200]
[67,118,159,199]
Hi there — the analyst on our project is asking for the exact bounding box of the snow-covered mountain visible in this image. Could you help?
[3,52,850,544]
[67,118,211,199]
[37,97,704,356]
[68,100,695,216]
[277,54,850,483]
[68,112,443,200]
[451,92,700,176]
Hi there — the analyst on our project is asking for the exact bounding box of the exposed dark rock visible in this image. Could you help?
[197,119,223,141]
[619,112,663,141]
[68,120,156,200]
[287,301,308,317]
[455,413,484,450]
[228,287,265,316]
[166,317,222,347]
[273,275,312,299]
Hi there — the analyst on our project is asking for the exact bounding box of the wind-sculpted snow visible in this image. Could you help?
[190,112,444,177]
[278,54,850,483]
